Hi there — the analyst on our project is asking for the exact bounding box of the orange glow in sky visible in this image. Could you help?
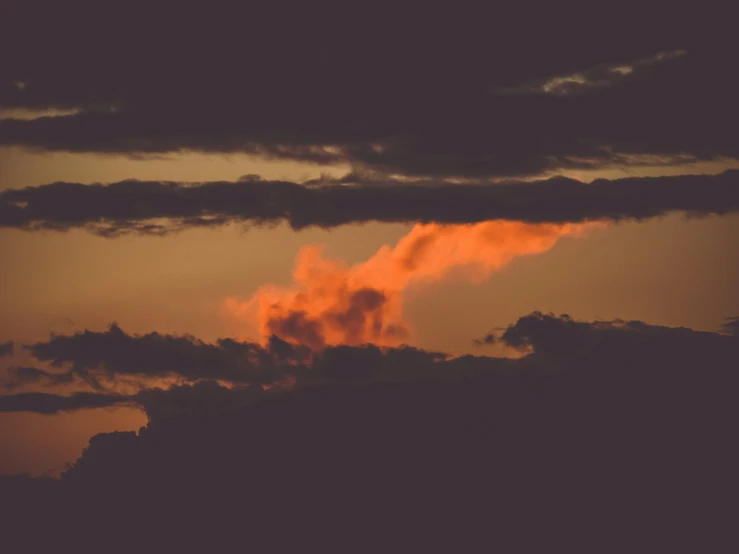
[226,220,600,349]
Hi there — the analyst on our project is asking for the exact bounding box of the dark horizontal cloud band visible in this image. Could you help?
[3,311,737,414]
[1,170,737,236]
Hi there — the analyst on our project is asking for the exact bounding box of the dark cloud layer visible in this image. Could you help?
[0,391,129,414]
[24,323,299,388]
[2,312,736,550]
[0,341,12,356]
[492,50,687,96]
[5,312,737,413]
[1,6,735,180]
[10,324,455,394]
[2,170,737,236]
[721,316,739,336]
[2,6,737,548]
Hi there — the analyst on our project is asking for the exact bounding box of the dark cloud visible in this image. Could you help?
[0,6,735,180]
[500,311,737,355]
[0,382,259,417]
[721,316,739,336]
[2,366,76,390]
[133,381,264,422]
[1,170,738,236]
[499,311,739,376]
[492,50,687,96]
[26,323,294,388]
[7,312,738,413]
[17,323,452,391]
[0,391,130,414]
[472,332,496,347]
[0,341,13,356]
[2,311,736,550]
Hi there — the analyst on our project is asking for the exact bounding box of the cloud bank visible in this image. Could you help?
[1,6,735,181]
[2,312,735,549]
[1,171,737,236]
[4,312,737,411]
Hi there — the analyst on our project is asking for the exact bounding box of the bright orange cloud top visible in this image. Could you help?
[226,221,600,349]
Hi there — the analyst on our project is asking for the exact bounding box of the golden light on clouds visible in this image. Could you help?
[226,220,602,349]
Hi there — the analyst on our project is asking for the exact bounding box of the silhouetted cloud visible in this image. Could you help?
[25,323,293,388]
[499,311,738,357]
[2,310,736,551]
[3,311,736,550]
[0,341,13,357]
[472,333,496,347]
[1,6,735,182]
[492,50,687,96]
[2,6,737,548]
[721,316,739,336]
[2,170,738,236]
[2,366,76,390]
[134,381,264,422]
[6,312,737,414]
[0,391,130,414]
[17,321,454,391]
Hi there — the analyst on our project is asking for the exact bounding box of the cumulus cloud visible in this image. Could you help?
[1,171,737,236]
[231,220,594,349]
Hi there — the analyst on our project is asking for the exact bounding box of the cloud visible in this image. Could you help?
[16,323,456,391]
[2,366,76,390]
[472,333,496,347]
[0,391,130,414]
[498,312,739,383]
[492,50,687,96]
[2,311,735,549]
[7,312,738,413]
[721,316,739,336]
[0,341,13,357]
[0,8,735,180]
[231,220,594,348]
[499,311,736,353]
[25,324,294,388]
[133,381,264,422]
[1,170,738,236]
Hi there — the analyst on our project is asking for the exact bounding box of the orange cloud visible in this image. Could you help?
[226,221,600,349]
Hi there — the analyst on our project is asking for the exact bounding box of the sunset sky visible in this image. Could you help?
[1,2,738,502]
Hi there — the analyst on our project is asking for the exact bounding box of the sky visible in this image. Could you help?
[0,6,738,548]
